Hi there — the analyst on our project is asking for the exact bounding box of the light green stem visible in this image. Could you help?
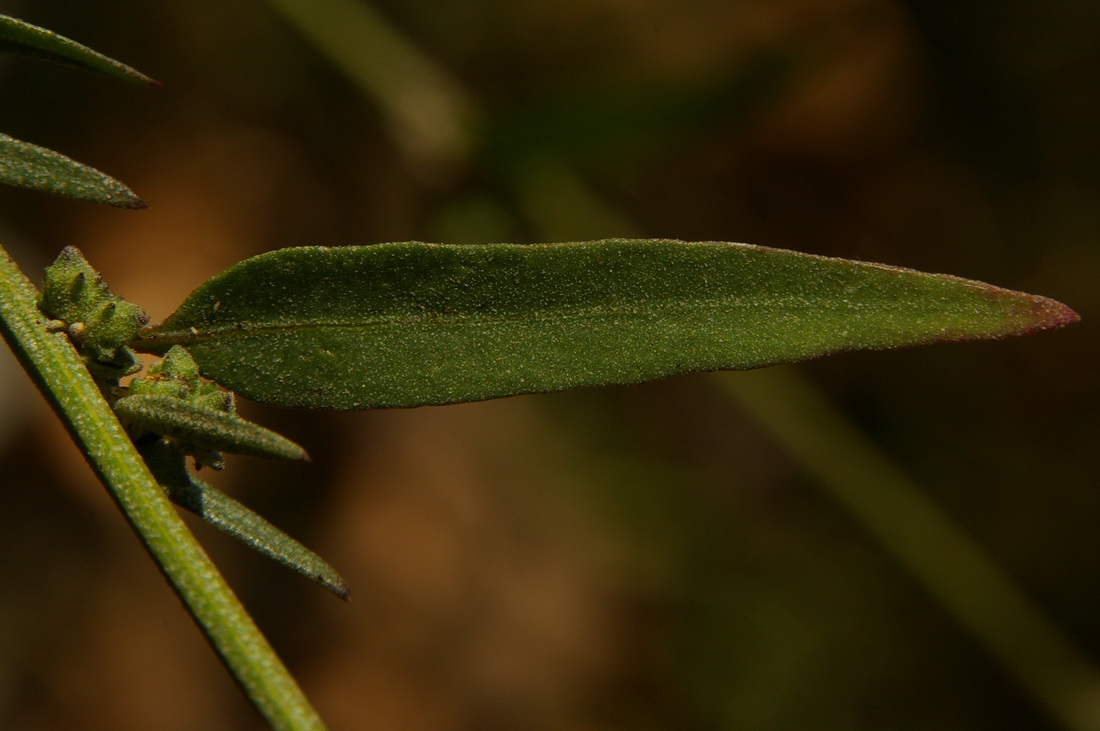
[0,243,325,731]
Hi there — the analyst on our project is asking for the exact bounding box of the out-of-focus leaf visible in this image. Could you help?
[0,133,147,208]
[481,52,794,174]
[140,439,348,599]
[0,13,158,86]
[136,240,1079,410]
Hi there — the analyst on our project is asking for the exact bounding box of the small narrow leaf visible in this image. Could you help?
[114,394,309,462]
[137,240,1079,410]
[141,440,349,599]
[0,133,147,208]
[0,13,158,86]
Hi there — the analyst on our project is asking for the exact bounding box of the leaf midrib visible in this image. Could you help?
[138,295,908,348]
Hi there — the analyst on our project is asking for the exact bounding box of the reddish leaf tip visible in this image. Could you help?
[1028,296,1080,334]
[112,195,148,210]
[978,283,1080,338]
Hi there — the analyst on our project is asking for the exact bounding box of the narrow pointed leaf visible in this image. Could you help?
[0,13,158,86]
[141,440,349,599]
[136,240,1079,410]
[0,133,147,208]
[114,394,309,462]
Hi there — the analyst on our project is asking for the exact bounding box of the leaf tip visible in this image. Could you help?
[1020,294,1080,336]
[965,282,1080,341]
[115,68,161,88]
[314,570,350,600]
[112,193,149,210]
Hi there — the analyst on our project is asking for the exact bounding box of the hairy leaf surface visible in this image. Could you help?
[0,133,146,208]
[0,13,157,85]
[140,440,347,599]
[137,240,1078,410]
[114,395,309,462]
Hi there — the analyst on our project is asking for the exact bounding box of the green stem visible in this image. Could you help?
[0,243,326,731]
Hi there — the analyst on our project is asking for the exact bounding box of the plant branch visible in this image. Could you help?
[0,243,326,731]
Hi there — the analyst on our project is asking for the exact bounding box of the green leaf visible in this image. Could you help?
[136,240,1079,410]
[140,439,348,599]
[114,395,309,463]
[0,13,158,86]
[127,345,257,469]
[0,133,147,208]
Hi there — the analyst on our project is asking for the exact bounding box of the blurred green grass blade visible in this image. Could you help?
[141,440,349,599]
[0,132,147,208]
[262,0,471,164]
[0,13,158,86]
[716,367,1100,731]
[136,240,1078,410]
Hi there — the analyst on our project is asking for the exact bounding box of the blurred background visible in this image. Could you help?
[0,0,1097,729]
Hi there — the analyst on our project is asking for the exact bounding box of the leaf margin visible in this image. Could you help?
[0,12,158,86]
[0,132,148,209]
